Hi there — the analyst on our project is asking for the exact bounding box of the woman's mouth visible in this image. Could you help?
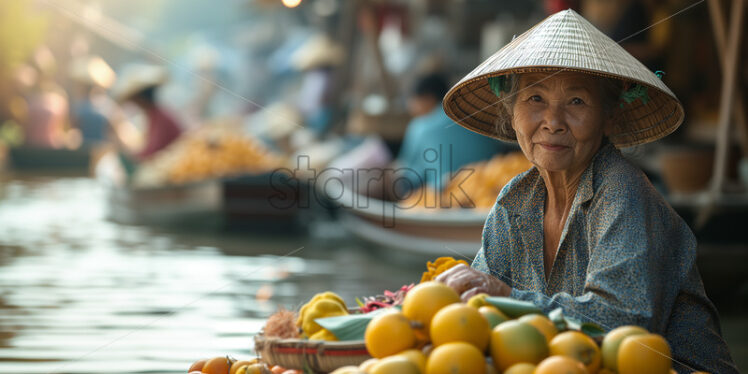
[538,143,569,151]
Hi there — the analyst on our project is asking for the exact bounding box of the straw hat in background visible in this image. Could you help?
[443,9,684,148]
[110,63,168,102]
[69,56,116,88]
[291,34,345,71]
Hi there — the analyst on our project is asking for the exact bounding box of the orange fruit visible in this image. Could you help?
[364,309,416,358]
[617,333,672,374]
[430,303,491,350]
[534,356,588,374]
[503,362,537,374]
[369,356,420,374]
[549,331,601,373]
[402,281,460,340]
[489,320,548,372]
[425,342,485,374]
[518,314,558,343]
[189,358,208,372]
[202,356,235,374]
[601,325,648,371]
[230,360,260,374]
[478,305,509,328]
[394,349,427,372]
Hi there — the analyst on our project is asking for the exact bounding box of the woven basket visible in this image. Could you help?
[254,334,371,373]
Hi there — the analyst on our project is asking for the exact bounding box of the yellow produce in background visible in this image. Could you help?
[401,152,531,209]
[133,123,285,187]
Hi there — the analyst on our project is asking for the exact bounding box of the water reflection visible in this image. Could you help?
[0,176,423,374]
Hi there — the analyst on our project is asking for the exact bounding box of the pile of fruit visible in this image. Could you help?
[133,125,285,187]
[400,152,532,210]
[338,281,681,374]
[187,257,702,374]
[187,356,299,374]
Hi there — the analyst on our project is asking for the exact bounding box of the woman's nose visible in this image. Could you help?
[541,104,566,133]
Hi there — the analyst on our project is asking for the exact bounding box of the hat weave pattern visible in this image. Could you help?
[443,9,684,147]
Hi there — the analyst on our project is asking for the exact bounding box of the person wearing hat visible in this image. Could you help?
[110,64,183,160]
[69,56,117,145]
[394,72,513,196]
[436,10,737,373]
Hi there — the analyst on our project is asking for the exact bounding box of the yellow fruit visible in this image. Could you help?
[467,293,490,308]
[369,356,420,374]
[478,305,509,329]
[503,362,537,374]
[425,342,486,374]
[489,320,548,372]
[601,325,648,371]
[330,366,365,374]
[430,303,491,350]
[364,309,416,358]
[309,328,338,341]
[518,314,558,343]
[358,358,379,372]
[394,349,427,372]
[230,360,261,374]
[617,333,672,374]
[549,331,601,373]
[301,298,348,337]
[296,291,346,326]
[534,356,588,374]
[402,281,460,340]
[235,363,271,374]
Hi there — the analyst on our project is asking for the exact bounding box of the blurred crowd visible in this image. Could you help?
[0,0,733,193]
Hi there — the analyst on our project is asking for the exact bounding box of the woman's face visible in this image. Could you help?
[511,72,609,176]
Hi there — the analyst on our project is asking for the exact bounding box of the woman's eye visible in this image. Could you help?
[570,97,585,105]
[529,95,542,102]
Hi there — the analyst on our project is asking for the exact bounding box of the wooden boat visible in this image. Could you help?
[105,180,222,227]
[324,180,488,258]
[8,146,92,172]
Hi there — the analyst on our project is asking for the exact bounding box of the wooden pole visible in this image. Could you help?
[698,0,745,228]
[707,0,748,157]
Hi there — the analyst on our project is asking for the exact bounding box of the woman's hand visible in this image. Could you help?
[435,264,512,301]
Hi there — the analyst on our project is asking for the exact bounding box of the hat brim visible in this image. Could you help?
[443,66,684,148]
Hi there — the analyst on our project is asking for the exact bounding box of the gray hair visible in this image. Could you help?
[493,73,623,140]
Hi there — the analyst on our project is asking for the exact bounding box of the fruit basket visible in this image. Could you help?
[253,334,370,373]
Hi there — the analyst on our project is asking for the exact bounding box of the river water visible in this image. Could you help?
[0,175,426,374]
[0,174,746,373]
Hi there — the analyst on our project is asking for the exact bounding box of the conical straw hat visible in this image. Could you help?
[110,63,168,102]
[69,56,116,88]
[443,9,684,147]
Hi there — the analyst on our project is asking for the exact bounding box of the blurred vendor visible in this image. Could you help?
[292,34,345,137]
[110,64,183,161]
[68,56,117,146]
[395,73,511,193]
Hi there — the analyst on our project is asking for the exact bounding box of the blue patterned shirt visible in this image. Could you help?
[473,143,737,373]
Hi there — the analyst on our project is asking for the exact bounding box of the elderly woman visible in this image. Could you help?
[437,10,737,374]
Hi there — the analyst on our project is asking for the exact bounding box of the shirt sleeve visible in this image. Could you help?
[509,180,686,332]
[471,197,512,283]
